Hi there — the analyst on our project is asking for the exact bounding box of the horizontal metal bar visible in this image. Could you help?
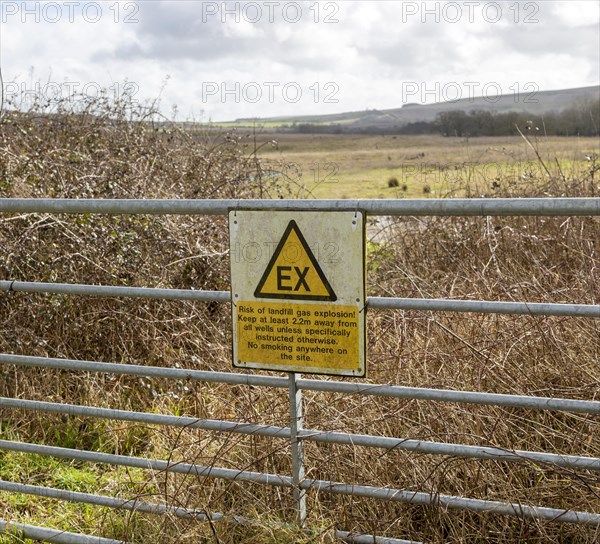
[368,296,600,318]
[0,480,421,544]
[0,281,231,303]
[2,353,599,415]
[2,397,598,471]
[296,379,600,415]
[0,353,289,389]
[0,480,221,522]
[2,281,598,318]
[300,429,600,472]
[305,480,600,527]
[0,440,597,527]
[0,480,295,533]
[335,532,419,544]
[0,481,423,544]
[0,439,292,488]
[335,532,422,544]
[0,519,122,544]
[1,198,599,216]
[0,397,290,440]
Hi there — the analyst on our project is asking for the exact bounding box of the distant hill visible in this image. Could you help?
[229,85,600,131]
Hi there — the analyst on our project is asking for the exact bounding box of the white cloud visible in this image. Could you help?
[1,0,598,121]
[550,1,600,27]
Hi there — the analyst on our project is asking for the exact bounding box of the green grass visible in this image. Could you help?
[0,416,160,542]
[252,133,599,199]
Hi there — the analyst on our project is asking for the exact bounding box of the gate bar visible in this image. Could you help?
[306,479,600,526]
[1,198,599,216]
[335,532,423,544]
[0,519,121,544]
[2,354,599,415]
[0,439,292,487]
[0,480,223,521]
[1,397,598,470]
[0,440,598,527]
[2,281,598,317]
[0,480,417,544]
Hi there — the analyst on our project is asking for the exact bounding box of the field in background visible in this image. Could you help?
[0,100,599,543]
[254,132,599,199]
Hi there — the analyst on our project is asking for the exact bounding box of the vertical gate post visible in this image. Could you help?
[288,372,307,526]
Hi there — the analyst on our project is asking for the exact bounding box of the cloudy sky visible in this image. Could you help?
[1,1,599,121]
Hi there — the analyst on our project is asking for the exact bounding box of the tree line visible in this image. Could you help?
[435,98,599,137]
[283,98,599,137]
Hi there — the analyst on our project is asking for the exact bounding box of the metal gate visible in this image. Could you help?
[1,198,599,543]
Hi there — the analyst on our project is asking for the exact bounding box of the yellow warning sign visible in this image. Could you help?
[230,210,366,377]
[254,220,336,301]
[237,301,360,371]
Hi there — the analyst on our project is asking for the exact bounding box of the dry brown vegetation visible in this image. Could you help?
[0,96,599,543]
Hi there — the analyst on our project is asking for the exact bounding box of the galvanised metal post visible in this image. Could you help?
[289,372,306,526]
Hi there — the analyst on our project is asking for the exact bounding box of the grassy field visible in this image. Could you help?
[253,132,600,198]
[0,102,599,543]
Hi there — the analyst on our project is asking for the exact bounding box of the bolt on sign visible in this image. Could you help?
[230,210,366,377]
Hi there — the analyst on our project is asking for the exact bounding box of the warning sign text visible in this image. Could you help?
[237,301,361,371]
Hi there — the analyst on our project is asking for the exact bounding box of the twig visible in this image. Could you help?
[515,123,553,179]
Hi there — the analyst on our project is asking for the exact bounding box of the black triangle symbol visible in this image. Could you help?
[254,220,337,301]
